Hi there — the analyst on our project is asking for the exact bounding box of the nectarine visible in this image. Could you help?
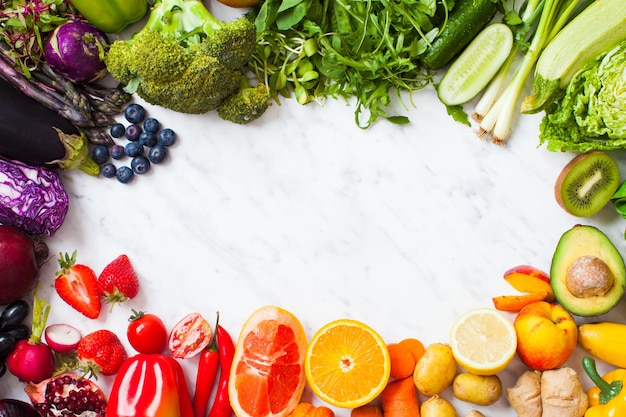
[513,301,577,370]
[504,265,554,302]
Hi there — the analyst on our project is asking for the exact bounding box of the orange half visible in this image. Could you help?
[305,319,390,408]
[229,306,308,417]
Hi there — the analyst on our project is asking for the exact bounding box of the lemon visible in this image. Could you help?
[449,308,517,375]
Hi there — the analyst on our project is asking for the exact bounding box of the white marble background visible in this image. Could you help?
[2,10,626,414]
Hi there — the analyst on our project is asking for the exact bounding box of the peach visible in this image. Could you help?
[513,301,578,371]
[492,291,552,312]
[504,265,555,302]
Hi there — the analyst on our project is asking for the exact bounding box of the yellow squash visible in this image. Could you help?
[578,322,626,368]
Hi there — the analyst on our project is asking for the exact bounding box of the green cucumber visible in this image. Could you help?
[420,0,498,70]
[437,23,513,106]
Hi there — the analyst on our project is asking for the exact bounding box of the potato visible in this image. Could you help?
[464,411,485,417]
[413,343,457,396]
[420,395,457,417]
[452,372,502,406]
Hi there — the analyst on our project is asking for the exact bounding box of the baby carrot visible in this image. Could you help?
[398,338,426,364]
[381,376,421,417]
[387,343,416,379]
[351,404,383,417]
[289,403,335,417]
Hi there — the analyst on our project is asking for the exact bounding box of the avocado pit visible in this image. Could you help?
[565,255,614,298]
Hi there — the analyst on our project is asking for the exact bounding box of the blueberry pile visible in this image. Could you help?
[0,300,31,377]
[93,103,177,184]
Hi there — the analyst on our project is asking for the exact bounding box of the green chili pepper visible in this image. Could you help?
[70,0,149,33]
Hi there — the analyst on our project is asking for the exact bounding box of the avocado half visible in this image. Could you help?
[551,224,626,317]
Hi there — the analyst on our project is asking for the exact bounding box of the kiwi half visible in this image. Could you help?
[554,151,620,217]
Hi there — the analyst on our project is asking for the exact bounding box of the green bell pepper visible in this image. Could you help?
[70,0,148,33]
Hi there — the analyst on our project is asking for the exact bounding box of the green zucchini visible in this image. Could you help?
[522,0,626,113]
[420,0,498,70]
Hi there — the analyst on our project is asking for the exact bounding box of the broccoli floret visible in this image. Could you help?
[217,76,271,124]
[104,0,256,114]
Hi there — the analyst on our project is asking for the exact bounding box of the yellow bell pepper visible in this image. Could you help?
[583,356,626,417]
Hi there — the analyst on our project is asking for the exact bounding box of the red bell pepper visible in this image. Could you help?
[106,353,193,417]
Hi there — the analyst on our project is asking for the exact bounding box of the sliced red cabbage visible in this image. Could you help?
[0,158,69,236]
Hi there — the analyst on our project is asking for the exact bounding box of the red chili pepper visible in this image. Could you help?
[106,353,194,417]
[207,324,235,417]
[193,315,220,417]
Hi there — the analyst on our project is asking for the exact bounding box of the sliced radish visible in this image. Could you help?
[44,324,82,353]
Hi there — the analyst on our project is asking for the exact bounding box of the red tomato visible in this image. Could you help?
[168,312,212,359]
[127,311,168,354]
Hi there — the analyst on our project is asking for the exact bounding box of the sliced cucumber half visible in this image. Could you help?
[437,23,513,106]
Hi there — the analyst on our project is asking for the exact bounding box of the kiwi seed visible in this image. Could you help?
[554,151,620,217]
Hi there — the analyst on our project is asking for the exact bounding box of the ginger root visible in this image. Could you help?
[507,370,542,417]
[507,367,588,417]
[540,367,588,417]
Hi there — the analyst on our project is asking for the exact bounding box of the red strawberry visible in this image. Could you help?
[77,329,127,376]
[97,254,140,309]
[55,251,101,319]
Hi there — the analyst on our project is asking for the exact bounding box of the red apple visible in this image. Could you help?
[514,301,577,370]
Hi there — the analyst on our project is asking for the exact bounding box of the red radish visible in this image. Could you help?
[44,323,82,353]
[6,285,55,383]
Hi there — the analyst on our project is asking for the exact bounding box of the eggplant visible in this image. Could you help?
[0,77,99,175]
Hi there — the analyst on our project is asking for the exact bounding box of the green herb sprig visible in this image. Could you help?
[248,0,451,128]
[0,0,78,75]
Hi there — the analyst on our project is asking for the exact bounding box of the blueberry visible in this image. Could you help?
[101,163,117,178]
[157,128,176,146]
[143,117,160,133]
[125,124,142,141]
[124,103,146,124]
[91,145,109,164]
[125,141,144,157]
[110,145,125,160]
[116,166,134,183]
[139,131,157,147]
[110,123,125,138]
[148,145,168,164]
[131,156,151,174]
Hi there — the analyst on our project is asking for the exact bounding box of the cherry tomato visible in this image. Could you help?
[168,312,212,359]
[127,310,167,354]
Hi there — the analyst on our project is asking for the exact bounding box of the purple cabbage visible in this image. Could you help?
[0,158,69,236]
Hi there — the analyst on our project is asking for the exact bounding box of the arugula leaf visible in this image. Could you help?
[249,0,453,128]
